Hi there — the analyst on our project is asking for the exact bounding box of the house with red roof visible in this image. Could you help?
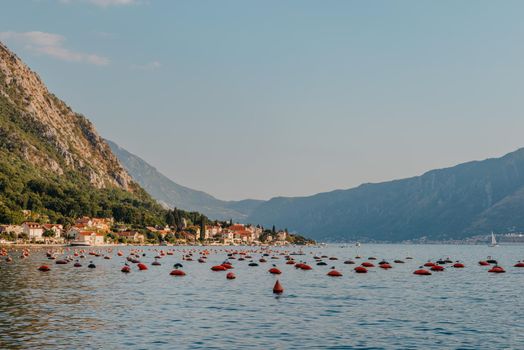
[42,224,63,238]
[114,231,145,243]
[22,222,43,240]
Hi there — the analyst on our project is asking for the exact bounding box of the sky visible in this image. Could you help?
[1,0,524,200]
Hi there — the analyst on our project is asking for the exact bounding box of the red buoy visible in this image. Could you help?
[354,266,368,273]
[478,261,490,266]
[424,262,436,267]
[514,261,524,268]
[268,267,282,274]
[137,263,148,271]
[38,265,51,272]
[453,263,465,268]
[327,270,343,277]
[226,272,236,279]
[488,266,505,273]
[414,269,431,275]
[361,262,374,268]
[300,264,312,270]
[379,264,392,269]
[170,269,186,276]
[121,266,131,273]
[430,265,445,271]
[273,280,284,294]
[211,265,227,271]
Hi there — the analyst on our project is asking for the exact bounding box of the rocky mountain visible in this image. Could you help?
[246,148,524,242]
[107,140,263,221]
[0,42,166,225]
[0,43,131,190]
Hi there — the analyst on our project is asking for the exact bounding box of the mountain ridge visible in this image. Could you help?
[106,139,263,221]
[246,147,524,241]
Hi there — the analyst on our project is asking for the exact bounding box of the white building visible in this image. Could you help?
[22,222,44,240]
[76,231,105,245]
[42,224,63,238]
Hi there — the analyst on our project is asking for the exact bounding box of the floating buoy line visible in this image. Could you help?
[1,246,522,297]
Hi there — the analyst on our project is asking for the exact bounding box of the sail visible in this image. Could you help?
[491,233,497,245]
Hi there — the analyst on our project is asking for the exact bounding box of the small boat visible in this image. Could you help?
[489,232,498,247]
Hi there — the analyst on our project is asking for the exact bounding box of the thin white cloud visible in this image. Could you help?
[131,61,161,71]
[0,31,109,66]
[59,0,137,7]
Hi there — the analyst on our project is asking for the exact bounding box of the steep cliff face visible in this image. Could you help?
[0,42,167,225]
[0,41,131,190]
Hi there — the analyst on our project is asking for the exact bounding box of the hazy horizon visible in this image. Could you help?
[2,0,524,200]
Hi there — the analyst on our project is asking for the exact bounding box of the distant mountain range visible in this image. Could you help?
[247,148,524,242]
[107,140,263,221]
[110,139,524,242]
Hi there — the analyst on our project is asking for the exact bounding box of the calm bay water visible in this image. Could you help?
[1,244,523,349]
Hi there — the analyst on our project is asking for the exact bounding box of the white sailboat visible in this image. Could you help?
[489,232,498,247]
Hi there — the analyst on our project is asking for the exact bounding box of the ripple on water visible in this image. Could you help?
[1,244,524,349]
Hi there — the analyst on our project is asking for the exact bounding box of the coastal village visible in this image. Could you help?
[0,215,305,246]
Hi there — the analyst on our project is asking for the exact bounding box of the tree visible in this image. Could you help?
[165,210,175,227]
[42,229,55,238]
[200,217,206,241]
[272,225,276,234]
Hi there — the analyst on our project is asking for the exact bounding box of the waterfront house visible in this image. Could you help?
[75,231,105,245]
[221,230,234,244]
[115,231,145,244]
[205,225,222,236]
[22,222,44,240]
[42,224,63,238]
[75,217,113,233]
[67,225,85,239]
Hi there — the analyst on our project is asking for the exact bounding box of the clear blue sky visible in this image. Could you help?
[2,0,524,200]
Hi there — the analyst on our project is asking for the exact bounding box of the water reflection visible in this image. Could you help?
[1,244,523,349]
